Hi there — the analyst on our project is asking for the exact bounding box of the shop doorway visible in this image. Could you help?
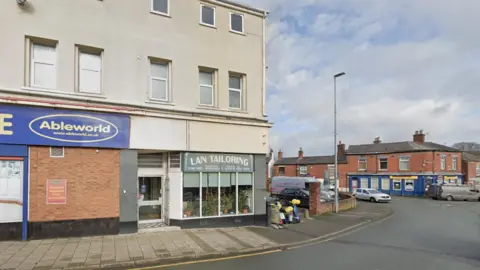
[138,177,163,224]
[0,159,23,224]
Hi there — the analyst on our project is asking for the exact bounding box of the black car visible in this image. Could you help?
[274,188,310,208]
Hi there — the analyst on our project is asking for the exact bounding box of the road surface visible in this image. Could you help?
[149,197,480,270]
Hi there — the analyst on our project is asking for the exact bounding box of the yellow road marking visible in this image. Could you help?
[131,249,282,269]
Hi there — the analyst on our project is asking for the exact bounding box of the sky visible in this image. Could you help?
[236,0,480,157]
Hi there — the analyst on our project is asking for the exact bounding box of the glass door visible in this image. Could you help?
[138,177,163,222]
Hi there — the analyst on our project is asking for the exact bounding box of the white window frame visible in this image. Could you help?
[379,157,388,170]
[229,12,244,34]
[228,74,243,109]
[399,157,410,171]
[299,166,307,175]
[151,0,170,16]
[452,156,457,171]
[200,4,216,27]
[30,43,57,89]
[76,47,103,95]
[149,60,170,102]
[358,157,367,171]
[199,69,215,106]
[50,147,64,158]
[440,155,446,170]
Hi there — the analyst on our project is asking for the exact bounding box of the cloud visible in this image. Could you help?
[237,0,480,157]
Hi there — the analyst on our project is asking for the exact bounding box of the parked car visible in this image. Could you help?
[428,184,480,201]
[353,188,391,203]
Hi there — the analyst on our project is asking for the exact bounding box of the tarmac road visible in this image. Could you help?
[145,197,480,270]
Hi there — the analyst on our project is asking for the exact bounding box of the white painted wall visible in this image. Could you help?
[130,116,187,150]
[168,171,183,220]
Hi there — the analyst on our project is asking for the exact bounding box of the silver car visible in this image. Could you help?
[354,188,391,203]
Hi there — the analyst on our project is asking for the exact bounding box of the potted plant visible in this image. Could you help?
[184,201,194,217]
[238,190,251,214]
[202,195,218,216]
[221,194,233,214]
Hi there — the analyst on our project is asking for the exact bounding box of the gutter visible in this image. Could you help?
[215,0,269,15]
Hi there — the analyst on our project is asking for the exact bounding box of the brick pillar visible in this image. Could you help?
[309,182,320,215]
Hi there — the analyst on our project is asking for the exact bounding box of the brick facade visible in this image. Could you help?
[29,146,120,222]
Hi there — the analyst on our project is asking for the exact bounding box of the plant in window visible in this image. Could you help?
[184,201,194,217]
[221,193,234,214]
[202,194,218,216]
[238,189,251,213]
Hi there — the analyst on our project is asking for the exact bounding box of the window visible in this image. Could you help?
[182,172,253,218]
[358,157,367,171]
[150,61,169,101]
[399,157,410,171]
[440,155,446,170]
[371,177,379,190]
[229,74,243,109]
[476,164,480,177]
[393,180,401,190]
[452,156,457,171]
[299,166,307,175]
[50,147,64,158]
[200,5,215,26]
[78,49,102,94]
[360,178,368,188]
[152,0,169,15]
[199,70,214,106]
[379,158,388,170]
[381,178,390,190]
[278,166,285,175]
[230,13,244,33]
[31,43,56,89]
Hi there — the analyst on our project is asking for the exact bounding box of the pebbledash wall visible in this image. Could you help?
[0,104,129,241]
[0,104,269,240]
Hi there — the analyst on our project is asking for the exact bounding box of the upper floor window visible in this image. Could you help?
[399,157,410,171]
[299,166,307,175]
[201,5,215,27]
[476,164,480,177]
[152,0,169,15]
[379,157,388,170]
[229,74,243,109]
[77,48,102,95]
[452,156,457,171]
[31,43,57,89]
[199,69,215,106]
[150,60,170,101]
[358,157,367,171]
[440,155,446,170]
[230,12,244,33]
[279,166,285,175]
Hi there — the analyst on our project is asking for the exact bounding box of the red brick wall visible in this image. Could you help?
[274,163,350,188]
[29,147,120,222]
[463,161,479,183]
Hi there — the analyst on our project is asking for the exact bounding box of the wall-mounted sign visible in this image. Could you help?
[444,176,458,180]
[390,176,418,180]
[0,105,129,148]
[183,153,253,172]
[46,179,67,204]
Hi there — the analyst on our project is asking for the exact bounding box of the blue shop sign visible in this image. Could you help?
[0,105,130,148]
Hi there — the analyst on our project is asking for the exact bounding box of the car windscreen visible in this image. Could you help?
[367,190,381,194]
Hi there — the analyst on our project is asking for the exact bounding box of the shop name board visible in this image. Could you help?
[183,153,253,172]
[0,105,129,148]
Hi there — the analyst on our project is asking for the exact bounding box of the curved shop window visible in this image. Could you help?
[183,172,253,218]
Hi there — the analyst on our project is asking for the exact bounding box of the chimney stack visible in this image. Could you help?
[413,129,425,144]
[337,141,346,157]
[373,137,381,144]
[277,150,283,160]
[298,147,304,159]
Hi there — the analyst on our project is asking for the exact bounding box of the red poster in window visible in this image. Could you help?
[46,179,67,204]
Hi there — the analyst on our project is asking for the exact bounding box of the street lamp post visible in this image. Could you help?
[333,72,346,213]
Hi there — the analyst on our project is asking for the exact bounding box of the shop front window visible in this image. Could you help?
[202,173,219,217]
[238,173,253,214]
[220,173,236,216]
[183,173,200,218]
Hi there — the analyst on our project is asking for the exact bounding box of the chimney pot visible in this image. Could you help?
[298,147,304,159]
[413,130,426,144]
[278,150,283,160]
[337,142,346,157]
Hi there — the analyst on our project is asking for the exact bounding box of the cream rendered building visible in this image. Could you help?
[0,0,269,239]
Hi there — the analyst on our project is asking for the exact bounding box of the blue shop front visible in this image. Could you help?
[348,174,464,196]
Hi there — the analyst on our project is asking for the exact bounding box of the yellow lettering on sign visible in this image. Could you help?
[0,114,13,135]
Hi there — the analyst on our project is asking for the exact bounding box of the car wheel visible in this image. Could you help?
[447,196,454,201]
[370,197,376,203]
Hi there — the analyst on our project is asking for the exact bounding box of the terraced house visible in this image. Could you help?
[0,0,269,241]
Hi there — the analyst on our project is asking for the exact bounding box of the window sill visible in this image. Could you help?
[200,22,217,29]
[230,30,246,36]
[21,86,107,99]
[145,99,175,106]
[150,11,171,18]
[197,105,249,114]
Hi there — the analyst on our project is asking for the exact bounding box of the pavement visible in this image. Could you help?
[0,201,391,269]
[160,197,480,270]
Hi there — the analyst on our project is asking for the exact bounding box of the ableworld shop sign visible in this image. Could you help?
[183,153,253,172]
[0,105,129,148]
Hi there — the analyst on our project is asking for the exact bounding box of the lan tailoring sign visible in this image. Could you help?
[0,105,129,148]
[183,153,253,172]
